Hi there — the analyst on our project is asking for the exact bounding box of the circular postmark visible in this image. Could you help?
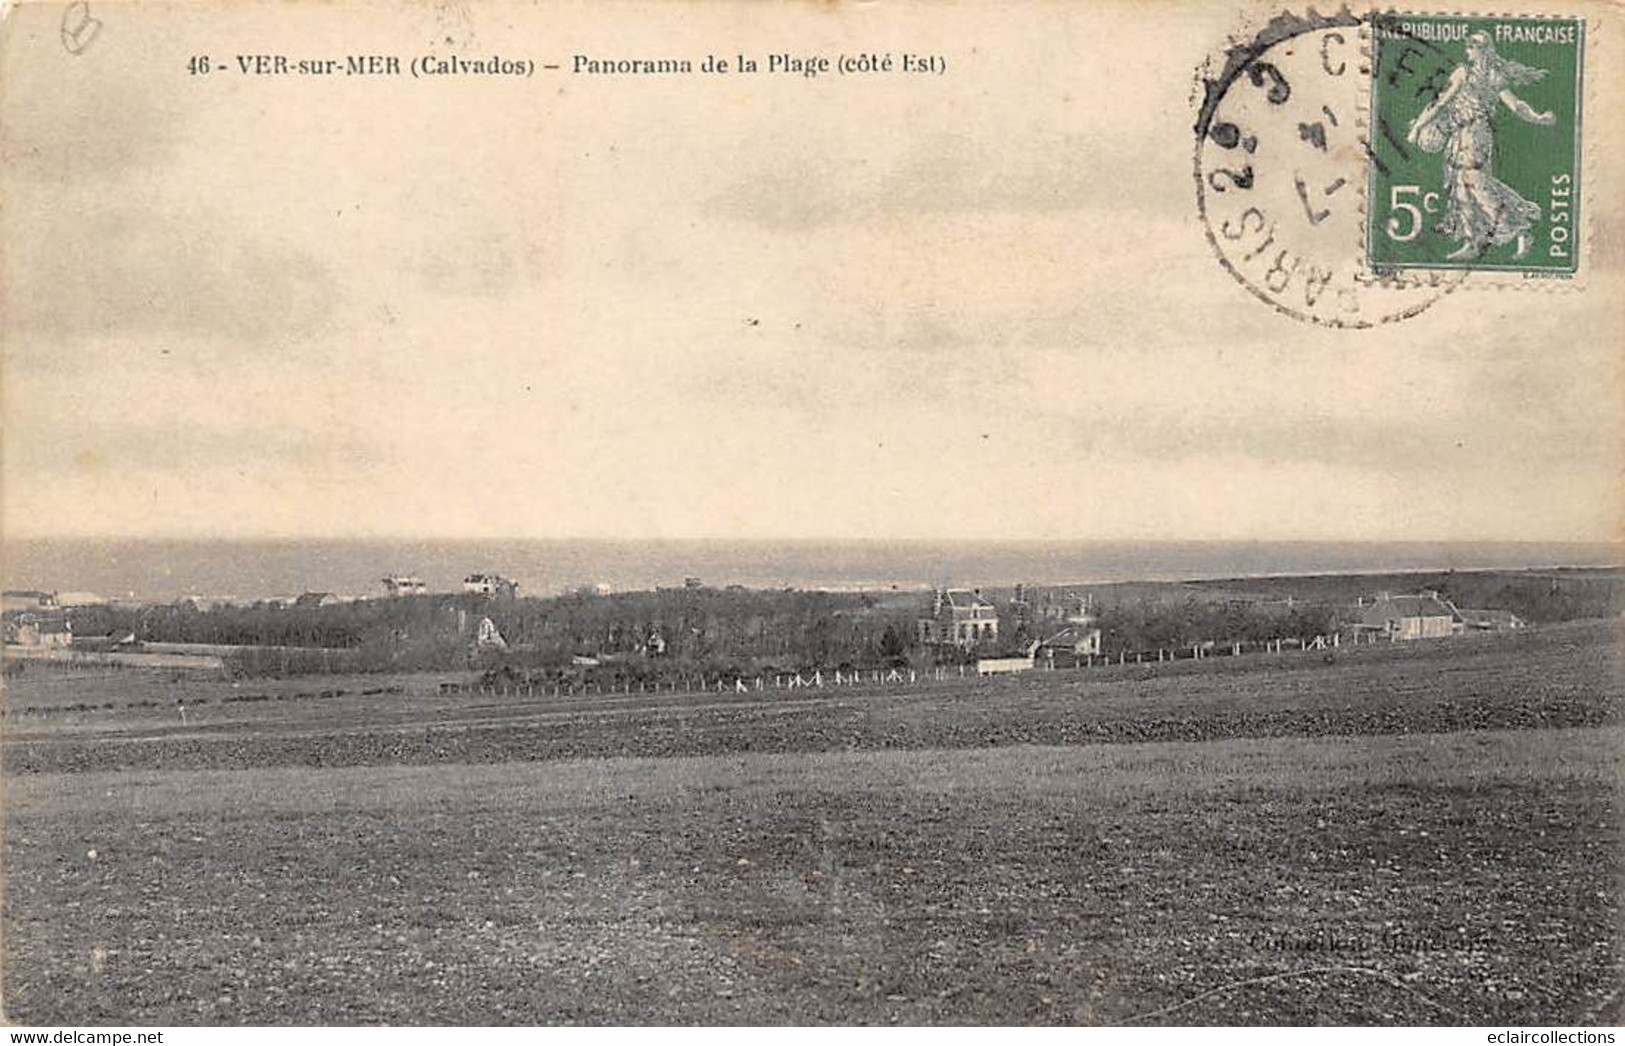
[1194,11,1465,328]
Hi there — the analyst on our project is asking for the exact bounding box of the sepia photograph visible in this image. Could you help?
[1,0,1621,1031]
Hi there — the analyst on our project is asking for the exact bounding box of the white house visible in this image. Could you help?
[917,588,1000,648]
[474,616,508,650]
[463,573,519,598]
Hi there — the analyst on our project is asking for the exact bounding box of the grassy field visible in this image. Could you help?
[3,622,1621,1024]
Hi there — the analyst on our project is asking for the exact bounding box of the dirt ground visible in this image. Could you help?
[3,622,1620,1024]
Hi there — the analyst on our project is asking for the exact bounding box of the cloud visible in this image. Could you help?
[673,283,1279,421]
[1068,407,1610,478]
[4,197,337,363]
[8,418,382,480]
[0,47,183,185]
[707,130,1181,230]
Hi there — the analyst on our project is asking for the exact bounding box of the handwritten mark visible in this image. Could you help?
[60,1,102,55]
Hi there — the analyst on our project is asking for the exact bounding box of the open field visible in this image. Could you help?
[4,622,1622,1023]
[4,624,1616,773]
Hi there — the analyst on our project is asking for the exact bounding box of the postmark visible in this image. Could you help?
[1195,11,1465,328]
[1367,14,1583,274]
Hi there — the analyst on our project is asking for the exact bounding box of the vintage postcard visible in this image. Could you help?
[2,0,1621,1031]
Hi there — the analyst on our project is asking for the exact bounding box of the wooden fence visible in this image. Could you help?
[441,630,1390,699]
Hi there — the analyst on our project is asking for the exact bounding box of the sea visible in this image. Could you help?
[2,538,1619,604]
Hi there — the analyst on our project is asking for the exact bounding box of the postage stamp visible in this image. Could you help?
[1367,15,1584,274]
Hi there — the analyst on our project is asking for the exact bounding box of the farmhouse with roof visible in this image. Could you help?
[917,588,1000,648]
[380,575,428,597]
[463,573,519,598]
[1036,624,1104,666]
[1354,591,1458,641]
[6,612,72,648]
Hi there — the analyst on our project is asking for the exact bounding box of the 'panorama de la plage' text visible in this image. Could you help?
[185,51,949,80]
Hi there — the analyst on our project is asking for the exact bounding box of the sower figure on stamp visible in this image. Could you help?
[1406,31,1556,260]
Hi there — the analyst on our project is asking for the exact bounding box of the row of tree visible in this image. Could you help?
[56,569,1620,678]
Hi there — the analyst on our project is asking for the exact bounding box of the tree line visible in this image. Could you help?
[59,568,1621,678]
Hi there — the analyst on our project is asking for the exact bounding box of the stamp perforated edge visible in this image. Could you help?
[1359,8,1592,292]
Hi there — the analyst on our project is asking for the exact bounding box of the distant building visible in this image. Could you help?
[174,595,237,611]
[71,630,139,651]
[683,577,704,589]
[1036,625,1103,666]
[463,573,519,598]
[55,591,108,608]
[8,613,71,648]
[1453,607,1526,632]
[1009,584,1035,628]
[293,592,344,609]
[976,654,1034,676]
[474,616,508,651]
[1035,591,1098,625]
[1064,596,1098,627]
[380,575,428,598]
[1355,591,1456,641]
[2,590,57,614]
[917,588,1000,648]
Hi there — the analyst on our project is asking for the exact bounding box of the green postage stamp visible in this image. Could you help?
[1368,15,1584,274]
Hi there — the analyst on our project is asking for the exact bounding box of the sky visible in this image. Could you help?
[3,0,1621,543]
